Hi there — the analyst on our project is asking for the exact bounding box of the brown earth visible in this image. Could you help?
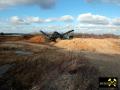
[28,36,45,43]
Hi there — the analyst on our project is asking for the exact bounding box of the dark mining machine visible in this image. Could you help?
[40,30,74,42]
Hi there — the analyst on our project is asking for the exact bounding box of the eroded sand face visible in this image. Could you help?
[55,38,120,54]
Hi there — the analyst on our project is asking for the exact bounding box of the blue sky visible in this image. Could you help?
[0,0,120,34]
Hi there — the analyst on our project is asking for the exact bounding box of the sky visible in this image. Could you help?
[0,0,120,34]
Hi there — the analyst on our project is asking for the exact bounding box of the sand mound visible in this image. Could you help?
[55,38,120,54]
[28,36,45,43]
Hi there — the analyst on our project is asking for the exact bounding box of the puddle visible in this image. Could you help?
[0,49,33,56]
[0,64,15,77]
[15,50,33,55]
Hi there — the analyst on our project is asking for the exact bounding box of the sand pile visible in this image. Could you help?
[55,38,120,54]
[28,36,45,43]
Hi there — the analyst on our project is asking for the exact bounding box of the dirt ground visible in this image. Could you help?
[0,36,120,90]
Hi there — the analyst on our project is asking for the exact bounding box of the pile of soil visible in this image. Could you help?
[55,38,120,54]
[28,36,45,43]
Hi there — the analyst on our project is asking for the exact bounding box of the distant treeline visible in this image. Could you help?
[0,32,31,36]
[74,33,120,39]
[0,32,120,39]
[0,32,23,36]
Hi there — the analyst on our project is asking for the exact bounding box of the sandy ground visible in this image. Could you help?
[55,38,120,54]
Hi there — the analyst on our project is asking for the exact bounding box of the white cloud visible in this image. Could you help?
[44,15,74,23]
[1,14,120,34]
[85,0,120,6]
[0,0,56,9]
[75,23,120,34]
[101,0,120,5]
[59,15,74,22]
[112,18,120,25]
[77,13,109,25]
[45,18,57,23]
[10,16,27,25]
[9,15,74,25]
[26,16,45,23]
[26,15,74,23]
[76,13,120,34]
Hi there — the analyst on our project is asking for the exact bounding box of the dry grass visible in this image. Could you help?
[0,42,99,90]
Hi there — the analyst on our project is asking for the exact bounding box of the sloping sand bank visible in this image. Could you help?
[55,38,120,54]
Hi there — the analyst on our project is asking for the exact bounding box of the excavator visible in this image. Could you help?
[40,30,74,42]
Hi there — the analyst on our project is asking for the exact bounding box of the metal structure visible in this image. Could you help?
[40,30,74,42]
